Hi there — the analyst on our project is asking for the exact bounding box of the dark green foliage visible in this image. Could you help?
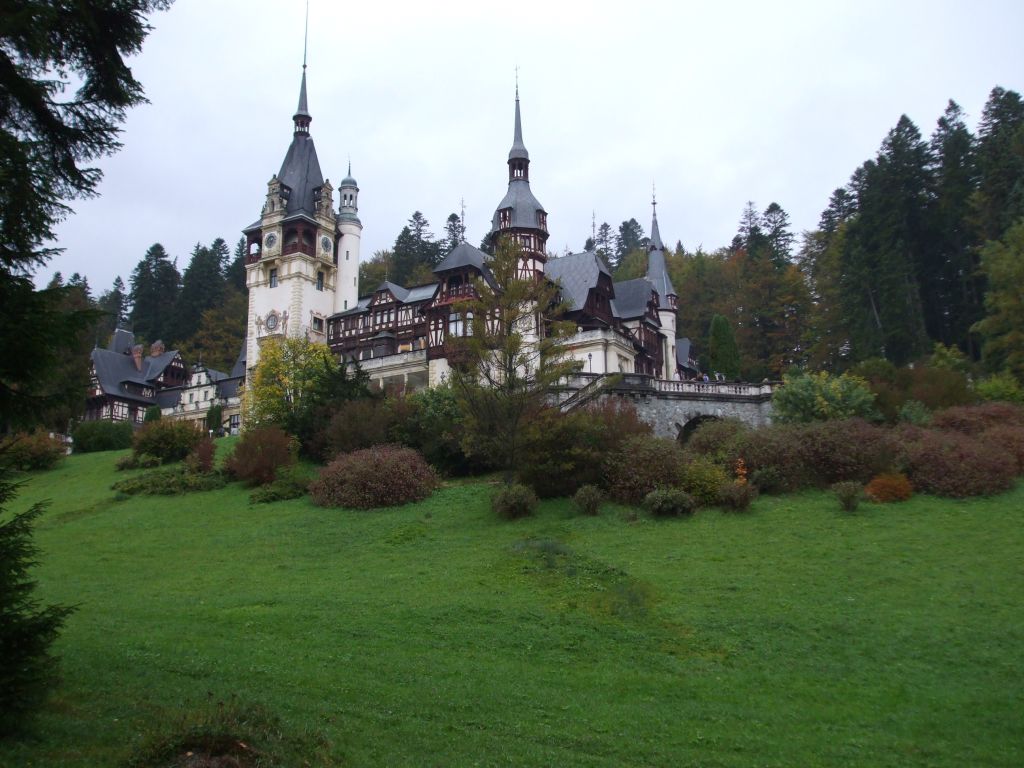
[680,458,730,506]
[603,435,686,504]
[128,244,181,344]
[143,405,161,422]
[615,218,646,261]
[572,485,603,516]
[72,420,133,453]
[123,697,331,768]
[0,433,65,471]
[832,481,864,512]
[853,359,974,421]
[683,418,747,466]
[772,372,878,423]
[0,475,74,735]
[225,427,294,488]
[974,220,1024,379]
[388,386,478,476]
[491,483,539,520]
[249,465,310,505]
[131,420,202,463]
[642,488,696,517]
[391,212,443,286]
[286,358,372,461]
[111,466,227,496]
[717,481,757,512]
[319,397,392,458]
[708,314,740,379]
[518,401,652,498]
[205,404,224,432]
[310,445,438,510]
[172,240,227,343]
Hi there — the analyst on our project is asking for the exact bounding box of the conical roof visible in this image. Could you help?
[508,92,529,161]
[646,199,676,298]
[277,68,324,219]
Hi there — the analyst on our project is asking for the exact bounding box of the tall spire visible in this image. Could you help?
[508,73,529,162]
[293,2,311,133]
[649,183,665,252]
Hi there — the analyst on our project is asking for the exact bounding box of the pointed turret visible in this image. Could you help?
[646,193,675,301]
[293,66,312,134]
[508,87,529,163]
[276,66,324,219]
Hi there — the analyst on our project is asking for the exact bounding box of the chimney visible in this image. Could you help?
[150,339,165,357]
[132,344,143,371]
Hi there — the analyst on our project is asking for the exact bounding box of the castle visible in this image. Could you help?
[84,64,697,432]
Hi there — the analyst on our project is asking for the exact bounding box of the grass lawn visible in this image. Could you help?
[1,447,1022,766]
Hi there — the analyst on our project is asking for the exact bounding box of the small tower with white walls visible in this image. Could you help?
[646,191,678,379]
[335,162,361,314]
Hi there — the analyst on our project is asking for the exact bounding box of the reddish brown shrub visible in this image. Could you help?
[0,431,65,471]
[185,436,216,475]
[980,424,1024,475]
[931,402,1024,436]
[684,418,746,467]
[310,444,438,509]
[865,473,913,503]
[602,435,686,504]
[903,430,1015,497]
[225,426,294,487]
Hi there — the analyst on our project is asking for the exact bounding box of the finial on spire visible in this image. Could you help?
[650,184,665,252]
[508,72,529,163]
[515,64,519,99]
[652,181,657,208]
[460,197,467,241]
[303,0,310,70]
[592,210,596,244]
[293,1,311,131]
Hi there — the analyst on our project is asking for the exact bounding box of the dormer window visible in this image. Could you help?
[538,212,547,232]
[499,209,511,229]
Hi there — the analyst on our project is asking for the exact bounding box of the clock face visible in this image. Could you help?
[265,313,279,331]
[264,232,278,248]
[321,235,332,253]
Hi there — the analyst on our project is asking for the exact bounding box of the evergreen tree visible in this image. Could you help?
[974,86,1024,241]
[442,212,465,254]
[359,250,394,294]
[583,236,596,252]
[177,288,247,373]
[225,237,248,292]
[972,219,1024,381]
[615,219,645,261]
[98,276,127,328]
[392,212,442,286]
[708,314,741,379]
[761,202,795,265]
[173,241,225,342]
[129,243,180,344]
[595,222,613,265]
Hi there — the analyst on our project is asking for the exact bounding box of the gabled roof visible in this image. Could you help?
[230,339,246,379]
[546,250,611,311]
[217,377,243,400]
[90,346,181,404]
[336,295,373,317]
[375,281,410,303]
[612,278,657,320]
[107,328,135,355]
[676,338,696,368]
[405,283,440,303]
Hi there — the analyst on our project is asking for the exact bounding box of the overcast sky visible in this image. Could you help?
[45,0,1024,293]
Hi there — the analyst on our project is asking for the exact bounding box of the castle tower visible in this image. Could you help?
[646,192,678,379]
[242,64,359,371]
[489,86,548,278]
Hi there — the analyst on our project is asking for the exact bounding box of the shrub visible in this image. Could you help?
[679,457,730,506]
[572,484,603,516]
[897,399,931,426]
[143,405,161,422]
[250,465,310,504]
[137,453,160,469]
[389,385,477,476]
[864,473,913,503]
[642,488,696,517]
[115,454,137,471]
[717,480,758,512]
[71,420,133,453]
[519,402,651,498]
[0,432,65,471]
[772,371,878,423]
[491,482,539,520]
[980,424,1024,474]
[902,429,1015,497]
[321,397,392,457]
[310,444,438,509]
[185,436,215,475]
[205,403,224,431]
[111,466,227,496]
[974,372,1024,405]
[683,418,746,467]
[931,402,1024,436]
[832,481,864,512]
[225,426,294,487]
[132,419,203,463]
[795,419,899,485]
[603,435,686,504]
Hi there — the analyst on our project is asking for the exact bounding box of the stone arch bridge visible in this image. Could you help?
[556,373,776,441]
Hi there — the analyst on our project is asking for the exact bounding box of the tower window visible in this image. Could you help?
[313,317,324,332]
[316,271,324,291]
[269,268,278,288]
[346,250,350,261]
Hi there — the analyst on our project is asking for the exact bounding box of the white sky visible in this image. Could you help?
[46,0,1024,293]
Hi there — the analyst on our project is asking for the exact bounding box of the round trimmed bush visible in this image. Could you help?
[310,444,437,509]
[717,480,758,512]
[980,425,1024,474]
[492,482,539,520]
[225,426,295,487]
[71,420,133,453]
[864,473,913,503]
[680,457,730,506]
[132,419,203,463]
[642,488,696,517]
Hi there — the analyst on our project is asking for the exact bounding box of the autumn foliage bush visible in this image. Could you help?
[0,432,65,471]
[900,429,1015,498]
[980,425,1024,474]
[225,426,294,487]
[865,473,913,503]
[679,457,730,506]
[717,480,758,512]
[602,435,686,504]
[930,402,1024,436]
[185,436,216,475]
[310,444,437,509]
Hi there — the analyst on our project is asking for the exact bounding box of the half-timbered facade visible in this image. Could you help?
[85,331,188,424]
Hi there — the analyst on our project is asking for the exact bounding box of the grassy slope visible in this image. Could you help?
[1,449,1022,767]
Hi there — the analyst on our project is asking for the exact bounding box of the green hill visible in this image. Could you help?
[2,449,1022,766]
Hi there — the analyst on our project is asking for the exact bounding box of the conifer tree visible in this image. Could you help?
[173,241,225,342]
[973,220,1024,381]
[128,243,180,344]
[708,314,741,379]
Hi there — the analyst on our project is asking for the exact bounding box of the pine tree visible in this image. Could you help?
[129,243,180,344]
[442,212,466,254]
[595,222,613,265]
[761,202,795,265]
[615,219,645,261]
[974,87,1024,241]
[708,314,741,379]
[225,237,248,292]
[972,220,1024,381]
[173,241,226,342]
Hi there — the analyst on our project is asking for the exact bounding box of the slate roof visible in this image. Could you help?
[155,389,181,409]
[676,338,697,369]
[491,180,546,232]
[646,206,676,299]
[107,328,135,355]
[405,284,440,303]
[337,295,372,317]
[217,378,243,400]
[90,343,180,405]
[376,281,410,303]
[276,69,324,221]
[230,339,246,379]
[435,241,489,273]
[508,94,529,161]
[546,250,611,311]
[612,278,656,320]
